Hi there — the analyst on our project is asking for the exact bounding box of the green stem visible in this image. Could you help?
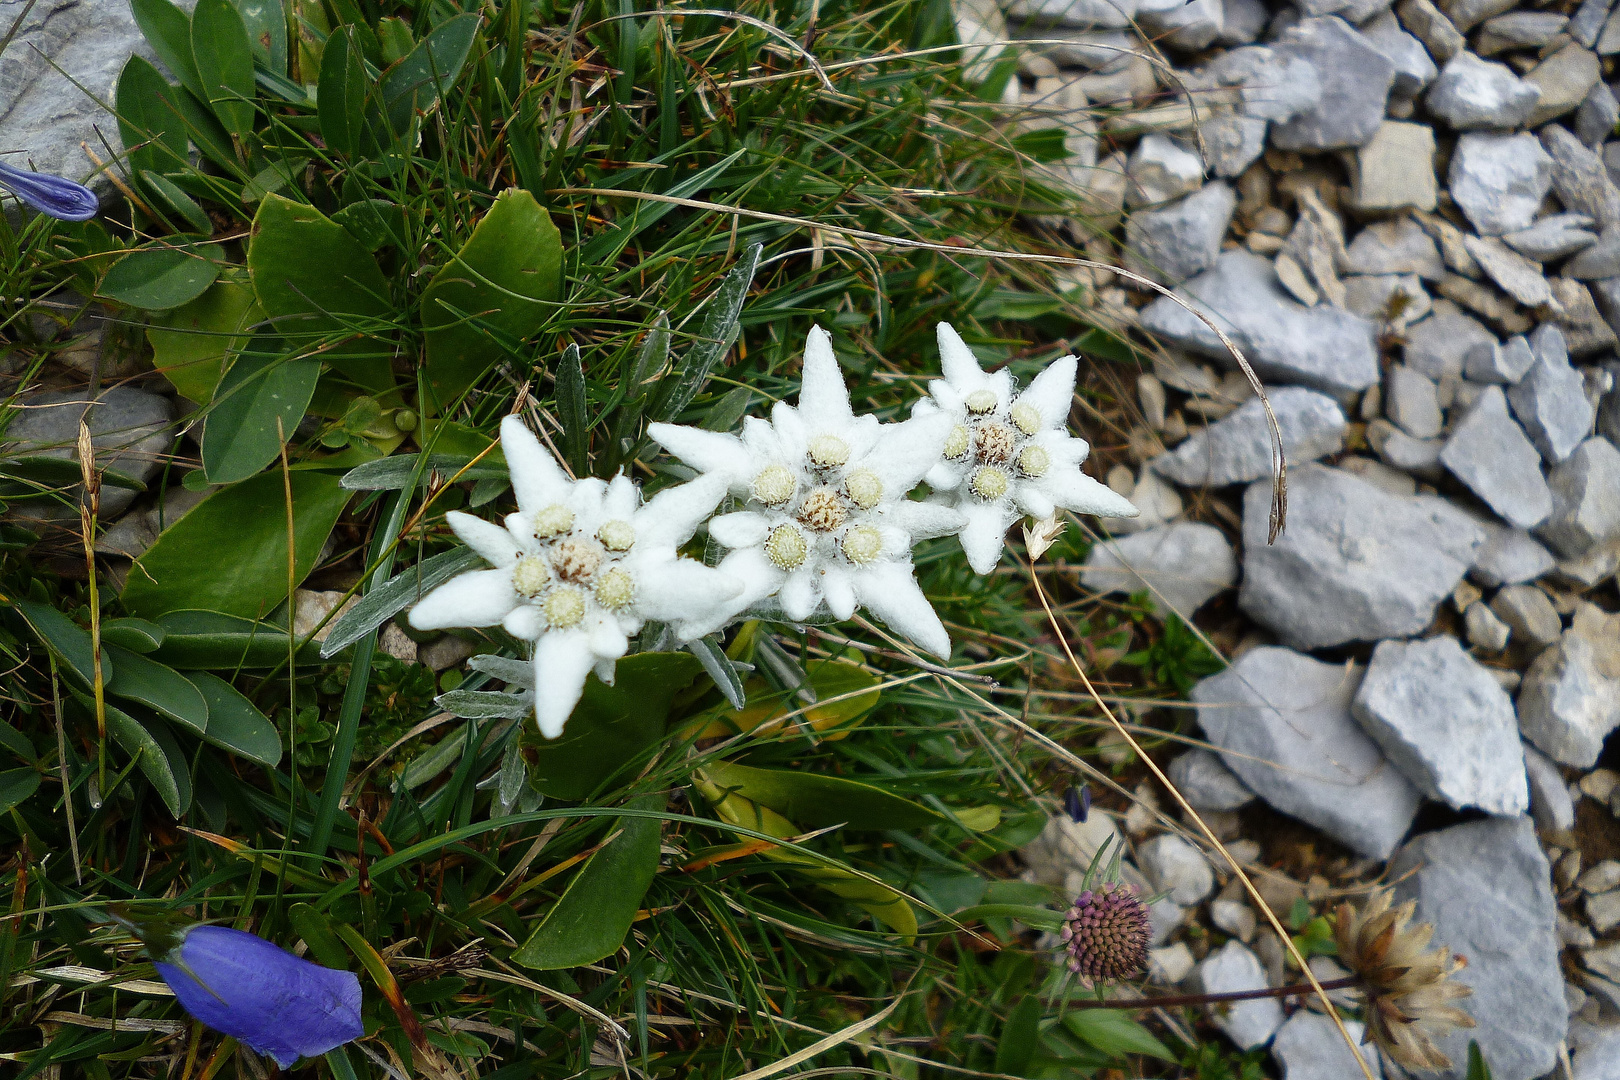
[1070,976,1362,1010]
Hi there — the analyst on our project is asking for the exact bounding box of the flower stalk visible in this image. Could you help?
[1067,975,1362,1010]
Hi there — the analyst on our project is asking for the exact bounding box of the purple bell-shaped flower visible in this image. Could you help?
[0,161,99,221]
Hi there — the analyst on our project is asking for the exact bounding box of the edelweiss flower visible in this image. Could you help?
[649,326,962,658]
[1335,888,1475,1072]
[915,323,1138,574]
[409,416,739,737]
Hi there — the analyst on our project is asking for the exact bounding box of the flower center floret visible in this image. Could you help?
[807,434,850,469]
[944,424,970,459]
[970,466,1009,501]
[511,555,551,598]
[964,389,999,415]
[765,524,809,570]
[751,464,796,506]
[841,525,884,566]
[798,487,847,532]
[1010,401,1042,435]
[974,422,1016,465]
[550,540,603,584]
[597,520,635,552]
[594,567,636,612]
[533,503,574,539]
[544,586,587,629]
[845,468,883,510]
[1018,444,1051,477]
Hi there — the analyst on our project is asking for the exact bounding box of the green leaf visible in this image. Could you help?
[188,671,282,765]
[317,28,369,157]
[105,701,189,816]
[318,547,483,656]
[121,471,351,619]
[377,13,480,137]
[235,0,288,73]
[191,0,258,136]
[700,760,944,832]
[555,343,586,471]
[0,719,38,764]
[337,453,503,491]
[105,644,209,735]
[655,242,761,421]
[436,689,532,720]
[512,793,665,970]
[139,171,212,233]
[947,904,1064,932]
[148,278,262,404]
[101,618,166,653]
[289,904,350,968]
[149,609,323,668]
[115,56,191,174]
[201,345,321,483]
[331,200,408,252]
[1061,1009,1175,1062]
[130,0,205,100]
[8,600,109,687]
[420,188,562,412]
[995,996,1043,1077]
[99,244,222,311]
[1467,1041,1494,1080]
[0,768,40,816]
[523,653,702,800]
[247,194,394,394]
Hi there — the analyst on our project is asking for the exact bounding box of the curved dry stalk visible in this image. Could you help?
[546,185,1288,539]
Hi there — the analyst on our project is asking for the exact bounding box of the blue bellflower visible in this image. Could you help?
[0,161,99,221]
[150,925,364,1068]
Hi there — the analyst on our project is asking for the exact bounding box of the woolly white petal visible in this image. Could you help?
[632,558,745,635]
[780,567,822,621]
[533,631,595,739]
[1038,467,1140,518]
[937,322,988,390]
[925,461,964,491]
[678,548,785,638]
[709,510,772,550]
[824,570,857,620]
[879,500,966,540]
[929,379,966,415]
[408,569,518,630]
[647,423,749,487]
[1017,356,1078,431]
[504,605,543,639]
[501,416,572,513]
[602,473,639,521]
[1013,483,1056,519]
[959,501,1016,575]
[985,369,1015,411]
[866,411,954,494]
[771,402,808,459]
[447,511,521,568]
[593,657,618,685]
[635,472,730,549]
[798,325,856,432]
[853,561,950,659]
[589,615,630,663]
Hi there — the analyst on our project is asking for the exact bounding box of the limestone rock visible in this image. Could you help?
[1387,363,1444,439]
[1271,1012,1379,1080]
[1127,133,1205,207]
[1269,17,1397,151]
[1345,216,1445,278]
[1439,385,1554,529]
[1543,125,1620,229]
[1470,521,1557,586]
[1150,386,1346,487]
[1539,436,1620,556]
[1502,214,1599,262]
[1507,325,1596,463]
[1448,132,1555,237]
[1168,748,1256,811]
[1348,121,1438,212]
[1396,0,1466,62]
[1125,182,1237,287]
[1517,631,1620,766]
[1193,942,1285,1049]
[4,388,173,521]
[1525,44,1602,126]
[1462,334,1534,384]
[1491,584,1563,647]
[1138,833,1214,905]
[1080,521,1238,616]
[1524,742,1576,832]
[1462,235,1554,308]
[1424,51,1542,129]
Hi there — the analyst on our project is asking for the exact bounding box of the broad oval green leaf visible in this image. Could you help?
[115,56,190,174]
[188,671,282,765]
[1061,1008,1175,1062]
[99,244,222,311]
[148,278,262,404]
[121,471,351,619]
[247,194,394,393]
[150,609,324,668]
[420,189,562,413]
[995,996,1044,1078]
[130,0,205,100]
[512,793,665,970]
[100,617,166,653]
[191,0,258,136]
[8,600,110,687]
[317,28,369,157]
[201,343,321,483]
[377,13,481,137]
[139,171,212,233]
[106,643,209,735]
[236,0,288,73]
[701,759,944,832]
[0,768,41,815]
[105,701,189,817]
[331,199,409,252]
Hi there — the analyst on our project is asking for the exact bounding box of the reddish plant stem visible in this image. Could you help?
[1071,975,1361,1010]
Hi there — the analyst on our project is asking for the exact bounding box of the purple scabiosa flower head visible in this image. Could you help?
[138,922,363,1067]
[0,161,99,221]
[1061,882,1150,987]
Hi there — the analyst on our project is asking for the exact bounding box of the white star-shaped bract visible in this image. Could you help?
[649,326,962,658]
[915,323,1138,574]
[408,416,739,738]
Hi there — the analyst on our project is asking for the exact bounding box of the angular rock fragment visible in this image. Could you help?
[1518,631,1620,767]
[1080,521,1238,616]
[1269,17,1396,151]
[1424,51,1542,129]
[1440,385,1554,529]
[1507,326,1596,463]
[1125,181,1236,287]
[1539,436,1620,556]
[1345,216,1445,278]
[1150,386,1346,486]
[1448,132,1555,237]
[1168,748,1256,811]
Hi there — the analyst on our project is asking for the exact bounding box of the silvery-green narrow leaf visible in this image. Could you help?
[628,312,669,400]
[319,548,483,657]
[468,654,534,689]
[556,342,588,474]
[687,635,746,709]
[755,632,816,705]
[435,688,536,720]
[701,386,752,432]
[496,735,527,817]
[654,242,762,421]
[339,453,504,491]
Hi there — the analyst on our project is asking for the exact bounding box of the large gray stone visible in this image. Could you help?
[1138,834,1214,905]
[1538,436,1620,556]
[1462,235,1554,308]
[1346,216,1445,278]
[1192,646,1423,858]
[1212,46,1324,123]
[1507,325,1596,463]
[1168,747,1256,811]
[1462,334,1534,384]
[1470,521,1557,586]
[1525,44,1602,126]
[1238,465,1486,649]
[1348,121,1438,213]
[1518,631,1620,766]
[1139,251,1381,395]
[1387,363,1443,439]
[1201,114,1269,178]
[1007,0,1143,26]
[1565,225,1620,279]
[1491,583,1563,647]
[1271,1012,1379,1080]
[1523,742,1575,832]
[1363,12,1437,112]
[1125,182,1235,288]
[1502,214,1599,262]
[1572,0,1616,47]
[1477,11,1569,53]
[1448,132,1556,237]
[1126,133,1205,207]
[1138,0,1225,50]
[1404,303,1497,380]
[1544,125,1620,229]
[1150,386,1346,487]
[1351,636,1528,815]
[1577,82,1620,148]
[1192,941,1285,1049]
[1439,385,1554,529]
[1269,17,1397,150]
[1396,0,1466,62]
[1388,817,1565,1080]
[4,388,174,521]
[1080,521,1238,616]
[1424,51,1542,129]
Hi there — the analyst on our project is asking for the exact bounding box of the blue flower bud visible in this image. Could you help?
[0,161,99,221]
[151,925,363,1068]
